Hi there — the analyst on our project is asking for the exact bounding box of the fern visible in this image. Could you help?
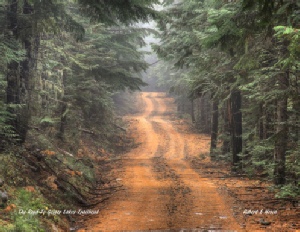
[0,104,19,140]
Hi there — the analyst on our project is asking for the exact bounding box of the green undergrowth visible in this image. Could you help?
[0,188,60,232]
[0,183,71,231]
[0,146,97,231]
[0,120,129,231]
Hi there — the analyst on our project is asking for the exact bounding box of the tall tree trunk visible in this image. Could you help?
[6,0,19,105]
[6,0,35,142]
[222,100,231,155]
[58,68,68,140]
[198,94,211,134]
[274,73,289,185]
[204,95,212,134]
[6,0,20,138]
[18,0,34,142]
[292,97,300,142]
[191,99,195,123]
[200,96,205,128]
[210,98,219,159]
[259,103,264,140]
[230,89,242,166]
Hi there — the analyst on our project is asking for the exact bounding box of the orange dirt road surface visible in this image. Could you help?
[81,92,241,231]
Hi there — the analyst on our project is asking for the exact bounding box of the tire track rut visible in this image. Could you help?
[150,119,193,228]
[81,92,241,231]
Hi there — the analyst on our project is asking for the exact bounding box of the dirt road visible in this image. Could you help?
[82,92,240,231]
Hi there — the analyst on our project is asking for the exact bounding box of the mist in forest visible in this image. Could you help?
[138,5,166,93]
[1,0,299,230]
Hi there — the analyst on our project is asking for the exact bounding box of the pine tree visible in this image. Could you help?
[154,0,300,191]
[1,0,160,143]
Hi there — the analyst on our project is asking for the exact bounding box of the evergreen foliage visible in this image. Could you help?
[152,0,300,196]
[0,0,160,229]
[0,0,155,145]
[77,0,159,25]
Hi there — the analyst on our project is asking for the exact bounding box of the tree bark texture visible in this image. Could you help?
[18,0,34,141]
[191,99,195,123]
[274,73,289,185]
[58,68,68,140]
[6,0,35,142]
[6,0,20,138]
[221,100,231,155]
[195,94,211,134]
[259,103,264,140]
[6,0,19,105]
[230,89,242,165]
[210,98,219,158]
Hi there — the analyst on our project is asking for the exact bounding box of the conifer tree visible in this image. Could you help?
[1,0,159,143]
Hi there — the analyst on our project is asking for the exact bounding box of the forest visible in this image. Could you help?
[150,0,300,191]
[0,0,300,231]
